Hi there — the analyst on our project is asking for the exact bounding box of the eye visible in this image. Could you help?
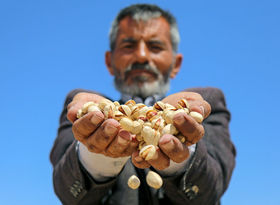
[124,44,134,48]
[149,44,163,53]
[121,43,135,50]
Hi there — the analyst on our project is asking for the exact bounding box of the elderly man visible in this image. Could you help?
[50,4,236,205]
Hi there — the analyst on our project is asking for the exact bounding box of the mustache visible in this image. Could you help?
[124,63,160,80]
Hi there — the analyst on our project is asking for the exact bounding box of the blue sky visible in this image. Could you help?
[0,0,279,204]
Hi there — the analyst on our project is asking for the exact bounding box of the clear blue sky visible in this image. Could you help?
[0,0,279,204]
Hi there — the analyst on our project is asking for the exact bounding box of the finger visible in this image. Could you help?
[67,92,106,123]
[86,118,120,153]
[173,113,205,145]
[146,147,170,170]
[159,134,189,163]
[106,130,134,157]
[181,92,204,101]
[72,111,104,142]
[131,151,151,169]
[161,92,203,107]
[123,135,139,155]
[188,100,211,119]
[67,101,85,123]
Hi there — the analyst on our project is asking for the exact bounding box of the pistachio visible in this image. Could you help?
[151,119,161,130]
[183,108,190,114]
[87,105,101,113]
[153,101,166,111]
[98,99,113,111]
[189,111,203,123]
[151,117,165,130]
[146,171,163,189]
[82,102,96,114]
[113,101,120,107]
[141,126,155,144]
[131,120,143,135]
[136,134,143,142]
[119,117,133,132]
[125,99,136,108]
[176,134,186,143]
[103,104,114,119]
[138,116,148,122]
[139,106,153,116]
[76,109,83,119]
[139,145,157,160]
[162,124,179,135]
[177,99,190,109]
[131,104,146,120]
[162,110,175,124]
[157,111,163,116]
[146,110,158,121]
[143,121,152,128]
[174,109,186,115]
[138,141,147,150]
[118,105,131,117]
[135,106,151,120]
[152,131,161,146]
[113,101,120,111]
[113,110,125,121]
[127,175,140,189]
[164,103,177,111]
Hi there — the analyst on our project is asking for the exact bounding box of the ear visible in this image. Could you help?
[169,53,183,79]
[105,51,114,76]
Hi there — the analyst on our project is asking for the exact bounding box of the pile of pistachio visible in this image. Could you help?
[77,98,203,190]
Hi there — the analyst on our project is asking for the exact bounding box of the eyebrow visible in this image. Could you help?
[148,39,165,46]
[121,38,165,46]
[121,38,137,44]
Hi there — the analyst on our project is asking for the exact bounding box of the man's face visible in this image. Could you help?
[106,16,182,97]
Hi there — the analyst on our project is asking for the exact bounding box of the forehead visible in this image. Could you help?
[116,16,171,41]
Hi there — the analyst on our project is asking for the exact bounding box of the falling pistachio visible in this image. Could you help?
[146,171,163,189]
[127,175,141,189]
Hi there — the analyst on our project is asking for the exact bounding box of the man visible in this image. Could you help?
[50,4,236,205]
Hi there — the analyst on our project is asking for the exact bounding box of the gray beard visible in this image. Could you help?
[113,63,171,98]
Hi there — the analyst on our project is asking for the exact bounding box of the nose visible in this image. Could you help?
[135,41,149,63]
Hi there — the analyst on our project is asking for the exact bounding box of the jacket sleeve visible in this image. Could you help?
[162,87,236,205]
[50,89,116,205]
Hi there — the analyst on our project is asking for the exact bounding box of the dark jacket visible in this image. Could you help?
[50,87,236,205]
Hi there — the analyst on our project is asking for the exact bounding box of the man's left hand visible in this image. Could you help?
[131,91,211,170]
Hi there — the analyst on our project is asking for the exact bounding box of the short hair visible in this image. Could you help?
[109,4,180,53]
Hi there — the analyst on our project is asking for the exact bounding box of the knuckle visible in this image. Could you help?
[153,159,169,170]
[72,123,81,136]
[173,152,189,163]
[87,144,99,153]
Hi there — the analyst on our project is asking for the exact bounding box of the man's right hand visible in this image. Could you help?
[67,92,138,158]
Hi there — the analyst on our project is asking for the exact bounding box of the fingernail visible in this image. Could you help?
[119,130,131,141]
[161,139,175,150]
[117,130,131,145]
[199,106,205,116]
[135,156,143,162]
[104,125,118,136]
[173,114,185,125]
[91,111,104,125]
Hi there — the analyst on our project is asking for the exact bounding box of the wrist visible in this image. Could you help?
[78,142,130,182]
[157,144,196,177]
